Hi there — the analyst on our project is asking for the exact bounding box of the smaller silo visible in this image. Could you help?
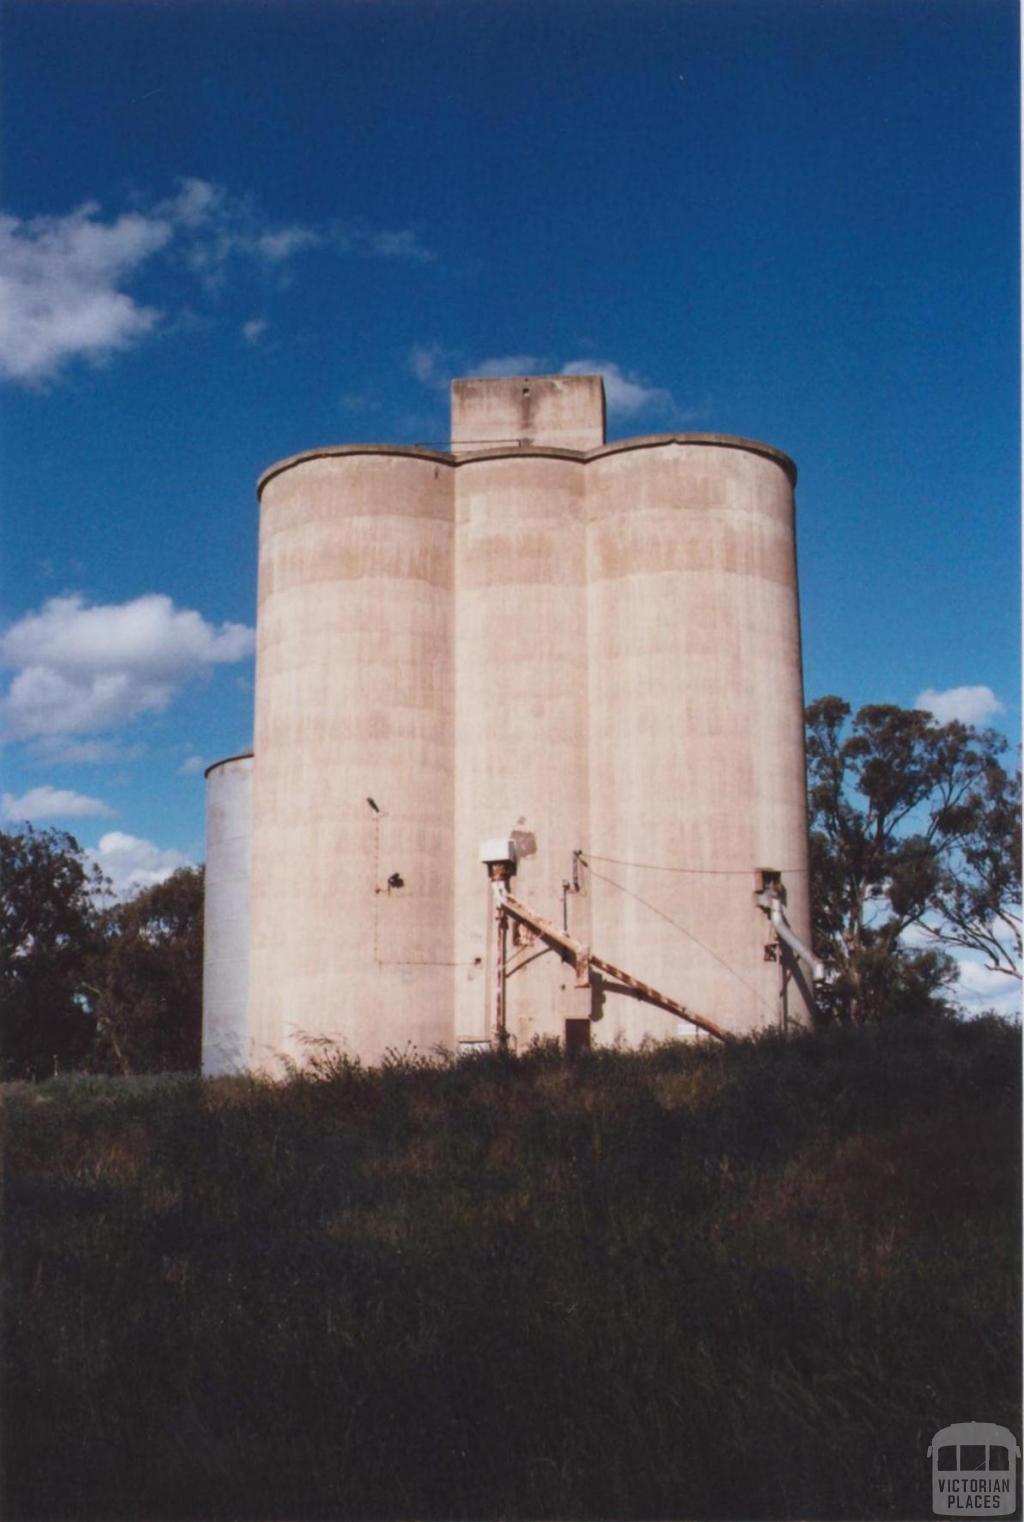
[202,753,253,1075]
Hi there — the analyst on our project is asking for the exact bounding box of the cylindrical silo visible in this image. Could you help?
[584,435,812,1040]
[452,450,592,1050]
[202,752,253,1075]
[248,447,455,1069]
[219,383,813,1074]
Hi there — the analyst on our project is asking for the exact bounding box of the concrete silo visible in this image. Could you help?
[201,753,253,1075]
[584,437,813,1043]
[202,373,817,1073]
[248,450,455,1069]
[451,383,597,1052]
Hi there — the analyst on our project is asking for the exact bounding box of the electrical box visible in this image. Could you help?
[479,837,517,867]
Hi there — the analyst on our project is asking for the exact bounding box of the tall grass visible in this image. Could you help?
[4,1018,1020,1520]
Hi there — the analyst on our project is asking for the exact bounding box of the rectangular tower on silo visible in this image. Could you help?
[451,373,606,453]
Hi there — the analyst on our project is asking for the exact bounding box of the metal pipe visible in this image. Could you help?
[489,874,511,1051]
[769,900,826,983]
[496,901,509,1051]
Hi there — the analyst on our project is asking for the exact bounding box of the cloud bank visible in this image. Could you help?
[953,954,1021,1013]
[2,784,115,822]
[87,831,192,899]
[0,178,434,384]
[28,737,146,767]
[0,592,254,740]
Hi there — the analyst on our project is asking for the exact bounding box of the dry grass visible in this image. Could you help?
[3,1018,1020,1521]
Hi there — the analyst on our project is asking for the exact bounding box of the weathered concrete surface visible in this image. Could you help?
[248,452,455,1070]
[451,374,606,453]
[202,754,253,1075]
[585,440,810,1042]
[452,453,592,1050]
[203,375,814,1070]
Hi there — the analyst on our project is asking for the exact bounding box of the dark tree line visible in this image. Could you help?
[1,697,1019,1076]
[1,826,203,1080]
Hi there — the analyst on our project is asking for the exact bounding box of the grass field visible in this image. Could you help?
[4,1018,1020,1521]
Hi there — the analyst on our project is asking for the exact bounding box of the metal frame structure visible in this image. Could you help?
[754,869,826,984]
[480,839,734,1047]
[477,849,829,1052]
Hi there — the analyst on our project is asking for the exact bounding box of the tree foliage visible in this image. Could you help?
[806,696,1021,1024]
[1,827,104,1079]
[1,826,204,1078]
[88,867,205,1074]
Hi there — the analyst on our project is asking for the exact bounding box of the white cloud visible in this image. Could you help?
[166,177,223,228]
[412,346,677,422]
[159,178,324,292]
[955,957,1016,1000]
[28,736,146,766]
[178,754,206,775]
[2,666,172,740]
[469,354,541,379]
[0,592,254,740]
[950,953,1022,1018]
[255,226,321,263]
[364,228,434,263]
[339,391,380,414]
[560,359,674,419]
[898,919,936,951]
[409,342,448,391]
[87,831,191,899]
[2,784,115,822]
[0,201,170,383]
[0,179,435,385]
[915,685,1005,726]
[901,920,1021,1016]
[169,192,431,288]
[412,345,544,395]
[241,317,268,345]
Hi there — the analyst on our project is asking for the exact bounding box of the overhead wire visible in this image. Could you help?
[580,851,808,877]
[579,858,778,1017]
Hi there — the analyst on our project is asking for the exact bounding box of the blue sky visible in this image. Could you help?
[1,0,1019,996]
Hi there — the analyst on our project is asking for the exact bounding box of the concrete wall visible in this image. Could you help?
[451,375,606,453]
[203,376,814,1069]
[248,449,455,1070]
[585,438,810,1041]
[202,753,253,1075]
[452,452,592,1050]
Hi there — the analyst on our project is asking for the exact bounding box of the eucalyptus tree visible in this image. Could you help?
[805,697,1020,1024]
[88,866,205,1074]
[0,826,104,1078]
